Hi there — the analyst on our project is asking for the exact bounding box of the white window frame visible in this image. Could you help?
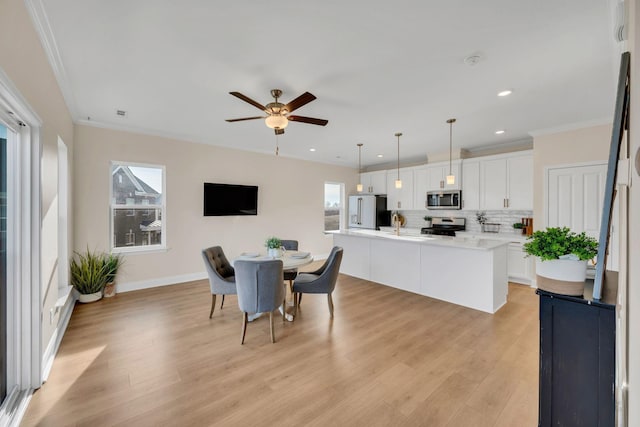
[323,181,345,232]
[110,161,166,253]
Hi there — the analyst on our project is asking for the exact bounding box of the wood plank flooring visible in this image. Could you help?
[22,271,539,426]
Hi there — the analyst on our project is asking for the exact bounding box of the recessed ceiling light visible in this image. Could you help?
[497,90,512,97]
[495,129,505,134]
[377,154,383,158]
[309,148,316,152]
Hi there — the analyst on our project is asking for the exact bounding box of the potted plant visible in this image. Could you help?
[523,227,598,296]
[423,216,432,228]
[265,236,283,258]
[512,222,525,234]
[70,248,110,303]
[103,253,124,298]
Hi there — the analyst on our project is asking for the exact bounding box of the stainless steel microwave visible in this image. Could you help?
[426,190,461,210]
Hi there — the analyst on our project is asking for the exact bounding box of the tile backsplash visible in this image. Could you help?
[398,209,533,234]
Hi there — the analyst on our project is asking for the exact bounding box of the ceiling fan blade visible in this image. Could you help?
[275,128,285,135]
[229,92,267,111]
[288,115,328,126]
[284,92,316,113]
[225,116,265,122]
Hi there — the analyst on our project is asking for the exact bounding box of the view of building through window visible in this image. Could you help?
[324,182,342,231]
[111,163,165,251]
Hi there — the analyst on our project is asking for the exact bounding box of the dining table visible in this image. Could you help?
[233,250,314,321]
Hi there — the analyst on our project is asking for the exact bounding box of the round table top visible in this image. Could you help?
[233,251,314,269]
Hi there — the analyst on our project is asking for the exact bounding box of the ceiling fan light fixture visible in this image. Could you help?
[265,115,288,129]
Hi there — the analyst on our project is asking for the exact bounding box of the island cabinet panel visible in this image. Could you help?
[332,234,371,280]
[420,244,508,313]
[370,239,421,294]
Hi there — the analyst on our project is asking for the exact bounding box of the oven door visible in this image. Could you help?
[426,191,461,209]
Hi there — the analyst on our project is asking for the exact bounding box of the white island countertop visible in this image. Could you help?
[332,229,510,251]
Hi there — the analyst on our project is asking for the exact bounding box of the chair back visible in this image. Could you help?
[202,246,234,278]
[235,259,285,314]
[320,246,343,293]
[281,240,298,251]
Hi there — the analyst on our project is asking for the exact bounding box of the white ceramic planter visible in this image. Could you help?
[267,248,282,258]
[536,258,587,296]
[77,291,103,303]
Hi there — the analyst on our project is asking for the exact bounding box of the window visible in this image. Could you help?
[110,162,165,252]
[324,182,343,232]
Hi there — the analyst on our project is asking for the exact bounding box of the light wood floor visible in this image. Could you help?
[23,271,539,426]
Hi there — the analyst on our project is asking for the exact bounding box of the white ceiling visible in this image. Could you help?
[38,0,619,168]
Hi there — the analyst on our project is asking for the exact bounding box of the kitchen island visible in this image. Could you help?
[332,229,509,313]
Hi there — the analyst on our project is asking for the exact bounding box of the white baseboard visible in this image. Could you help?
[42,291,76,382]
[117,272,208,293]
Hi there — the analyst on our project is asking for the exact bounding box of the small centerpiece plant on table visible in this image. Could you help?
[523,227,598,296]
[265,236,283,258]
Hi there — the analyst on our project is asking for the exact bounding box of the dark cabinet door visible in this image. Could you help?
[539,293,615,427]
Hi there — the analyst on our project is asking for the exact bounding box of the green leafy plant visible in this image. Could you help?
[423,216,432,222]
[265,236,282,249]
[104,253,124,283]
[523,227,598,261]
[512,222,524,229]
[70,248,110,295]
[476,211,487,224]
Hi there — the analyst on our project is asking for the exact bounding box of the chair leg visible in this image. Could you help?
[282,298,286,322]
[298,293,302,305]
[241,312,248,344]
[221,294,225,309]
[328,293,334,318]
[293,293,299,317]
[270,311,275,343]
[288,279,293,293]
[209,294,217,318]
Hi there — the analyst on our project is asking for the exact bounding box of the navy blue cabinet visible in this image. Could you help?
[537,276,617,427]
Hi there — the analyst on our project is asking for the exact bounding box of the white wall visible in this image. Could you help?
[73,124,358,289]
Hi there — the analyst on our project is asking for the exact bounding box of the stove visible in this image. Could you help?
[421,217,466,236]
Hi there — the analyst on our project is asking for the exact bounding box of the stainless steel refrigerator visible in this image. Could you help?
[348,195,390,230]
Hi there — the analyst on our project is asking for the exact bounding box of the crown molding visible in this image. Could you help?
[24,0,79,119]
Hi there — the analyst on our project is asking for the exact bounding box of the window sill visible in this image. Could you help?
[111,246,169,255]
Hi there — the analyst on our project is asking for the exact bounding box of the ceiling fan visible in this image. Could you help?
[226,89,328,135]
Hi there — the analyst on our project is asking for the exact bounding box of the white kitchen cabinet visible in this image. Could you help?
[426,162,461,191]
[507,242,533,285]
[359,170,387,194]
[461,160,480,210]
[413,167,429,210]
[386,168,414,210]
[480,153,533,210]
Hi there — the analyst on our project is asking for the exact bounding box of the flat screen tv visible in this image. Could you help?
[203,183,258,216]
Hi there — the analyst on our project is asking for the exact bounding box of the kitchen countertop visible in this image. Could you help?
[334,229,510,251]
[456,231,530,243]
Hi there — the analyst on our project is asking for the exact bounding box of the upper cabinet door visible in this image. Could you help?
[461,161,480,210]
[443,163,461,190]
[386,168,414,210]
[481,158,508,210]
[425,163,461,191]
[360,170,387,194]
[413,168,429,210]
[507,155,533,210]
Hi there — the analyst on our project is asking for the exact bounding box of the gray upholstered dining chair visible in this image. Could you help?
[293,246,343,319]
[281,239,299,291]
[201,246,237,318]
[235,259,286,344]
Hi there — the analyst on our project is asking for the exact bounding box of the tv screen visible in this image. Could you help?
[203,183,258,216]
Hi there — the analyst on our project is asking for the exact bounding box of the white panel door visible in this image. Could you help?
[547,163,618,271]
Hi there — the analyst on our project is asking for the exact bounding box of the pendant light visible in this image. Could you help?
[446,118,456,185]
[395,133,402,189]
[356,143,364,192]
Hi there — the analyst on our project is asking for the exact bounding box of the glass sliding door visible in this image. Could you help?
[0,123,7,403]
